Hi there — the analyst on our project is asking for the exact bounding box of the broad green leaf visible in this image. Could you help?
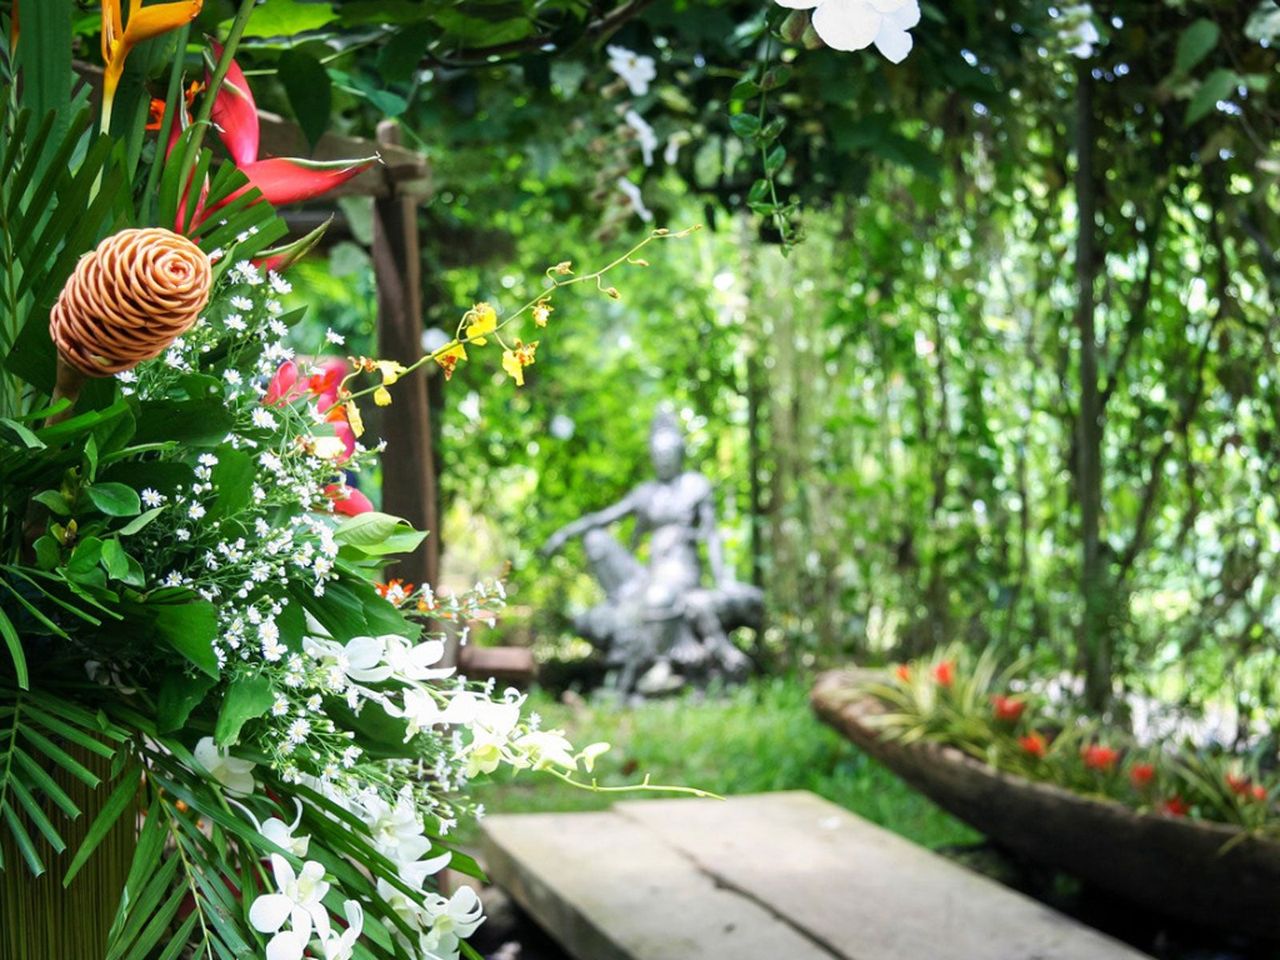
[153,603,221,678]
[156,672,219,733]
[87,483,142,517]
[332,511,427,557]
[1174,19,1220,75]
[279,49,332,149]
[214,675,274,746]
[1185,68,1239,125]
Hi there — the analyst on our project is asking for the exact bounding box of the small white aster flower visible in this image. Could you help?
[141,488,165,508]
[251,408,277,430]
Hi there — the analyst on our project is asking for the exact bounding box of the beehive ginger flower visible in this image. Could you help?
[774,0,921,62]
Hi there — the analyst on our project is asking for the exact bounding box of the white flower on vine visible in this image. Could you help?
[193,737,256,796]
[607,45,656,96]
[248,855,332,960]
[318,900,364,960]
[1058,4,1100,58]
[624,110,658,167]
[774,0,920,62]
[616,177,654,223]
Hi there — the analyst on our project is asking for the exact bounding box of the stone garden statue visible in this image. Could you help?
[542,410,763,695]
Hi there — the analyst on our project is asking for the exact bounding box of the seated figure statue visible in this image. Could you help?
[542,410,763,694]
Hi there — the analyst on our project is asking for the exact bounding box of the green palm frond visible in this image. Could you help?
[0,688,129,876]
[0,94,130,399]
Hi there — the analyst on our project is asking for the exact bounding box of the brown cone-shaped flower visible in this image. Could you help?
[50,227,212,377]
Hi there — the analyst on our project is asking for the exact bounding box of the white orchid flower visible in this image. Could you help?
[248,855,332,959]
[303,634,394,686]
[384,635,453,681]
[318,900,364,960]
[419,887,486,960]
[774,0,921,62]
[230,798,311,858]
[193,736,256,797]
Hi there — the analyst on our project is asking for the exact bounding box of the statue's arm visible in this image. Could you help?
[697,491,729,585]
[541,493,637,556]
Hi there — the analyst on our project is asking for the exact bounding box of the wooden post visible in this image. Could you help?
[372,121,439,592]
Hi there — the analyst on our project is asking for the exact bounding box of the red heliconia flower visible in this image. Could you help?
[1018,732,1047,759]
[894,663,911,683]
[1226,773,1252,797]
[990,694,1025,723]
[201,47,377,227]
[324,482,372,516]
[932,660,955,688]
[1161,795,1189,818]
[208,42,259,166]
[1129,763,1156,789]
[1081,744,1119,773]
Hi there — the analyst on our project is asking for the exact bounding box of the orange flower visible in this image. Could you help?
[1018,732,1047,758]
[375,579,415,604]
[932,660,955,688]
[1129,763,1156,788]
[1251,784,1268,803]
[101,0,203,125]
[990,694,1025,723]
[894,663,911,683]
[1161,796,1188,818]
[1081,744,1119,773]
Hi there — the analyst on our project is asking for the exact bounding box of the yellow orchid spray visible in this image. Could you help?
[101,0,204,131]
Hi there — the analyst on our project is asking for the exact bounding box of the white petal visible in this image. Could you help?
[873,25,914,62]
[266,931,308,960]
[193,737,217,769]
[270,854,295,888]
[772,0,821,9]
[249,894,294,934]
[345,635,386,670]
[881,0,920,30]
[812,0,882,52]
[868,0,909,10]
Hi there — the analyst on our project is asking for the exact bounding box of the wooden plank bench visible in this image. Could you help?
[480,790,1152,960]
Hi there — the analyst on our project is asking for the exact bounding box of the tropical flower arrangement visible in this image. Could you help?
[0,3,706,959]
[862,645,1278,835]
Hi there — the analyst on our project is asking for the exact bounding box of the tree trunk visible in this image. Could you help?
[1073,65,1109,708]
[372,121,440,598]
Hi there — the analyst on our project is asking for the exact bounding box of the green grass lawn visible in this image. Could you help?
[462,675,979,849]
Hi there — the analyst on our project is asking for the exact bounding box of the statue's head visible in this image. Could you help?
[649,409,685,481]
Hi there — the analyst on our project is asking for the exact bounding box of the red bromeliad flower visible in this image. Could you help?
[1161,795,1189,818]
[932,660,955,688]
[324,482,372,516]
[990,694,1025,723]
[894,663,911,683]
[1226,772,1251,797]
[202,44,377,222]
[1129,763,1156,788]
[1018,732,1047,758]
[1081,744,1119,773]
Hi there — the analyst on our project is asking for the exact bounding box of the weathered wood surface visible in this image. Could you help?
[482,807,834,960]
[812,669,1280,940]
[482,791,1152,960]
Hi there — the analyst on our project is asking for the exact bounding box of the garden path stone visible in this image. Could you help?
[481,790,1153,960]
